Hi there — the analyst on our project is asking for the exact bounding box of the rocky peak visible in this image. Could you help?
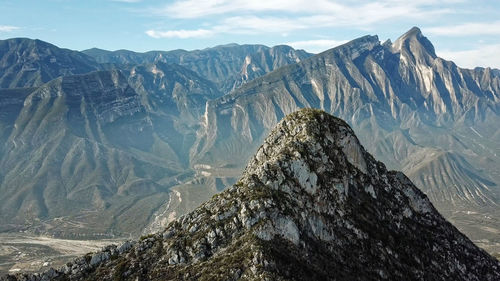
[4,109,499,281]
[392,26,437,63]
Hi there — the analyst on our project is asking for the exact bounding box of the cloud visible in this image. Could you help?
[160,0,329,18]
[144,6,449,40]
[147,0,453,38]
[146,16,307,39]
[159,0,452,22]
[285,39,348,53]
[0,25,20,32]
[145,29,214,39]
[427,21,500,36]
[438,44,500,69]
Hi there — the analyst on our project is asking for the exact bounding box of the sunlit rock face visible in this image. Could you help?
[5,109,499,281]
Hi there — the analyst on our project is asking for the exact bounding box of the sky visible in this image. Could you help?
[1,0,500,69]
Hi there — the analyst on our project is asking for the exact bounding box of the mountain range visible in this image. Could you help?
[0,27,498,258]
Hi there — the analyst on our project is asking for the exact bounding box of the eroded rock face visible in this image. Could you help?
[3,109,499,281]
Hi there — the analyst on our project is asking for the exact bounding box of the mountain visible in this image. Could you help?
[191,27,500,215]
[0,38,101,88]
[83,44,312,92]
[4,109,499,280]
[0,63,223,237]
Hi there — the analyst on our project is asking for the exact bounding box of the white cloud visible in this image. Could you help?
[285,39,348,53]
[159,0,451,22]
[148,0,452,38]
[160,0,337,18]
[427,21,500,36]
[145,29,214,39]
[146,16,307,39]
[145,7,447,40]
[438,44,500,69]
[0,25,20,32]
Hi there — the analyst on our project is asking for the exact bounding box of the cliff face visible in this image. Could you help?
[5,109,498,281]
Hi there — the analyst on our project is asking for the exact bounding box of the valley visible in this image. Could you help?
[0,233,123,276]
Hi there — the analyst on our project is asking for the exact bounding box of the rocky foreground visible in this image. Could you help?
[3,109,499,280]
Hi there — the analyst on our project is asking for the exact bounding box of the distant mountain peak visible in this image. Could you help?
[392,26,437,60]
[406,26,423,36]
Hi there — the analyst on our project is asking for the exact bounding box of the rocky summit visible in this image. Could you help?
[3,109,499,281]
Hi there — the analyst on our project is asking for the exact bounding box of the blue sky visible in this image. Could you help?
[1,0,500,69]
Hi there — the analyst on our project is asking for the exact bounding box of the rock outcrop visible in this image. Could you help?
[4,109,498,280]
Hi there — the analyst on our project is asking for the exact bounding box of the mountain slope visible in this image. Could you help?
[0,87,35,149]
[0,38,101,88]
[4,109,499,280]
[0,70,174,235]
[405,150,497,207]
[191,27,500,213]
[0,63,224,237]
